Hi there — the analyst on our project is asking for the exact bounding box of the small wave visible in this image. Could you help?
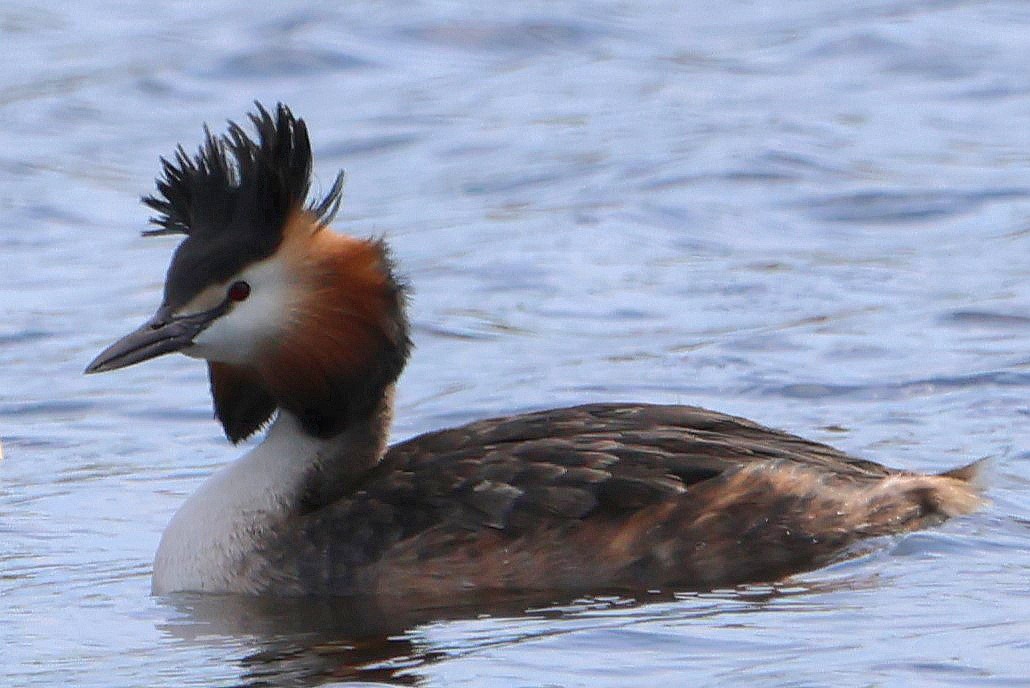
[801,188,1029,224]
[940,310,1030,329]
[398,18,606,55]
[768,370,1030,401]
[207,47,372,79]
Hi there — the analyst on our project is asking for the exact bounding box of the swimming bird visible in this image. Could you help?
[86,103,984,597]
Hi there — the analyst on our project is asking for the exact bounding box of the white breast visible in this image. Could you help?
[152,412,321,594]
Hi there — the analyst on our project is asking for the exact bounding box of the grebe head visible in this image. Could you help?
[86,103,411,442]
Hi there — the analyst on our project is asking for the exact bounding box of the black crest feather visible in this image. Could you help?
[142,102,344,241]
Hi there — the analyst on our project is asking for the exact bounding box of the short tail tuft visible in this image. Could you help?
[912,457,991,520]
[939,456,992,490]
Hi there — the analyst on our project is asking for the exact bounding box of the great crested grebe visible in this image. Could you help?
[86,103,983,597]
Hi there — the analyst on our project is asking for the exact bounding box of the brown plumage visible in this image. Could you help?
[247,403,984,599]
[253,212,409,438]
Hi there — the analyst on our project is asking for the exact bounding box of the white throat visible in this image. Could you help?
[152,412,334,594]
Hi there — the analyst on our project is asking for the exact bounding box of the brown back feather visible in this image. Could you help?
[241,403,982,596]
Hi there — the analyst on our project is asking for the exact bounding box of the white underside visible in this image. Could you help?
[152,412,324,594]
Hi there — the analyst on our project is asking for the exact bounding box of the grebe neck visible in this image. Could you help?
[152,392,393,594]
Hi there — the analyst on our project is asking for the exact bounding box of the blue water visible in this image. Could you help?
[2,1,1029,686]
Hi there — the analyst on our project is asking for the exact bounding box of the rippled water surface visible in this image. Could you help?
[3,2,1029,686]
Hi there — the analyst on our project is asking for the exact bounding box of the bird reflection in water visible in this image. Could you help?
[160,573,877,687]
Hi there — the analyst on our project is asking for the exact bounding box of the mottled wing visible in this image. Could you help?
[251,403,889,594]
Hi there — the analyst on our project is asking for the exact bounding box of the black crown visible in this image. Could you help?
[142,102,344,241]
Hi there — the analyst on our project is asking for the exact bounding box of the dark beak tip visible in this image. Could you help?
[83,359,106,375]
[83,347,124,375]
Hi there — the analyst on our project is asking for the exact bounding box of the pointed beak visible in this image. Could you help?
[84,304,225,374]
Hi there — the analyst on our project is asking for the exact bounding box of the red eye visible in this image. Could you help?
[228,281,251,302]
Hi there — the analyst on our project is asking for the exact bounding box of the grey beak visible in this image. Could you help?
[84,304,225,374]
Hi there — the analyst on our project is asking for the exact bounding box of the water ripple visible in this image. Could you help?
[207,47,372,79]
[768,370,1030,401]
[940,310,1030,329]
[801,188,1030,224]
[398,18,607,54]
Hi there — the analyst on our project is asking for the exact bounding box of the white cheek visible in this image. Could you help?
[183,259,293,365]
[188,301,272,364]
